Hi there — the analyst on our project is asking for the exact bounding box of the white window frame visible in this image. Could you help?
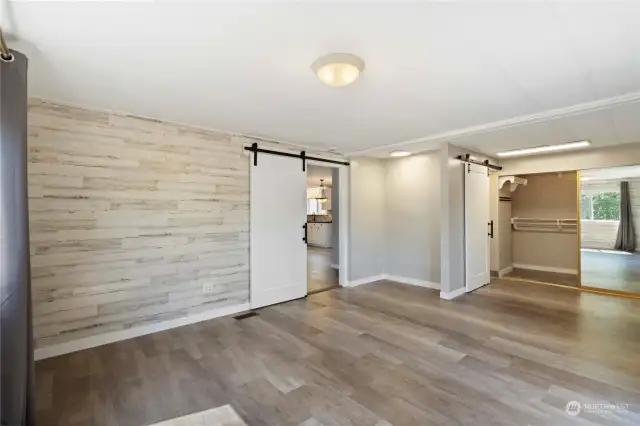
[307,199,327,215]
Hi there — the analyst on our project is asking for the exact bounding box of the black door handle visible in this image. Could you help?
[303,223,308,243]
[488,220,494,238]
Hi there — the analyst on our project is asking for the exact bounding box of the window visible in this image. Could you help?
[307,199,327,215]
[580,191,620,221]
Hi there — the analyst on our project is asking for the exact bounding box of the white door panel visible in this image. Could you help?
[465,163,491,292]
[250,154,307,308]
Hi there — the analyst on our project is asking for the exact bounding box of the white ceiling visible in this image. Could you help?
[307,165,333,188]
[581,165,640,181]
[5,1,640,156]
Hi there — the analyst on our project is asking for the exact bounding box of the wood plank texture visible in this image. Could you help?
[307,247,338,294]
[28,100,254,348]
[36,280,640,425]
[580,220,619,250]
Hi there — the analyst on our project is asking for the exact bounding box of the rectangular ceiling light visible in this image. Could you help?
[496,140,591,158]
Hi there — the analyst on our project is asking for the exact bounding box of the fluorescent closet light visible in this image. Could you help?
[390,151,411,157]
[496,141,591,158]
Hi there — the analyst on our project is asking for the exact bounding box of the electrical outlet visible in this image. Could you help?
[202,283,214,295]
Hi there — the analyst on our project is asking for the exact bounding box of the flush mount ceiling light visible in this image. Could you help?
[390,151,411,157]
[312,53,365,87]
[496,140,591,158]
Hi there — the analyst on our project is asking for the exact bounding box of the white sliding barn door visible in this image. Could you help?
[464,163,491,292]
[250,153,307,308]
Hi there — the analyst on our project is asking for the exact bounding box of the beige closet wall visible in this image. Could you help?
[498,186,513,271]
[511,172,579,272]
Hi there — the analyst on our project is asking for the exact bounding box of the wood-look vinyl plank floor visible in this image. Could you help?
[307,246,338,294]
[36,279,640,426]
[505,268,580,287]
[147,405,247,426]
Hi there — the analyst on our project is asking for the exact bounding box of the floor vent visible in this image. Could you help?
[234,312,259,321]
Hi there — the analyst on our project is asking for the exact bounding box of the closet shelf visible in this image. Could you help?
[499,176,528,193]
[510,217,577,233]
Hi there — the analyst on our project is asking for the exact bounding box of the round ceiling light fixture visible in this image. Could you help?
[312,53,365,87]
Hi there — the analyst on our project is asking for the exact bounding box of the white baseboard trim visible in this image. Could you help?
[34,302,250,361]
[498,266,514,278]
[440,287,467,300]
[512,263,578,275]
[347,274,386,287]
[330,263,339,270]
[347,274,440,290]
[383,275,440,290]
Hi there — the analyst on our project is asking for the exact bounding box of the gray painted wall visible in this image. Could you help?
[440,144,465,293]
[349,158,385,281]
[331,168,340,266]
[351,146,503,292]
[384,152,441,284]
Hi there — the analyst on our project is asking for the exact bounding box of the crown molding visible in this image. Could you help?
[347,90,640,157]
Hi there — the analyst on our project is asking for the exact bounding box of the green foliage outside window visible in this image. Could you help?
[580,191,620,220]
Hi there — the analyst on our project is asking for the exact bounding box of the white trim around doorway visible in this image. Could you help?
[306,160,350,288]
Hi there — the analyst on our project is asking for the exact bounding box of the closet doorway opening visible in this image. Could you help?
[496,171,580,287]
[495,167,640,300]
[306,165,340,294]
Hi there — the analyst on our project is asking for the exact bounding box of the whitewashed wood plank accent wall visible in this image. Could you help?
[27,100,257,348]
[580,220,618,250]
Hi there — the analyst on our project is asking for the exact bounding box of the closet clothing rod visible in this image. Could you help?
[511,217,577,222]
[510,217,578,232]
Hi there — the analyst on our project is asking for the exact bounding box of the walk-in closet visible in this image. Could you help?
[497,172,580,286]
[495,165,640,297]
